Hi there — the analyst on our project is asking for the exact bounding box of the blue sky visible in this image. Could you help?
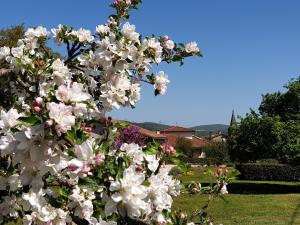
[1,0,300,126]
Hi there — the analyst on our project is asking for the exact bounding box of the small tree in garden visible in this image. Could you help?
[175,137,193,157]
[228,77,300,165]
[114,125,147,148]
[0,1,234,225]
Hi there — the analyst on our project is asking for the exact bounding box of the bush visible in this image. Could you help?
[180,157,231,166]
[168,166,183,176]
[175,137,193,157]
[256,158,280,164]
[203,142,230,163]
[236,163,300,182]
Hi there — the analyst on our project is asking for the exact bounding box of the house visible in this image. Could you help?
[160,126,195,139]
[131,125,167,143]
[160,126,209,158]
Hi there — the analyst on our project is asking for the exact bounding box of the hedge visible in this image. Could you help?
[236,163,300,182]
[180,157,225,165]
[198,182,300,194]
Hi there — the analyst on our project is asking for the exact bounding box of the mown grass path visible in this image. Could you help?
[172,167,300,224]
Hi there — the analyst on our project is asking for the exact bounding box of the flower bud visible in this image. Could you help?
[179,212,187,219]
[35,97,43,105]
[33,106,41,113]
[169,148,176,155]
[115,0,123,4]
[95,154,105,166]
[136,165,143,172]
[46,119,54,126]
[84,127,93,133]
[82,164,91,173]
[68,164,79,172]
[162,35,169,41]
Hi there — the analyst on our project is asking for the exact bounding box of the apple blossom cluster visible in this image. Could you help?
[0,1,218,225]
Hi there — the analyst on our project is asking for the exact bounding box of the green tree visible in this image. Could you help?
[203,142,229,164]
[228,112,278,162]
[0,24,25,48]
[228,77,300,164]
[259,76,300,121]
[0,25,25,109]
[175,137,193,157]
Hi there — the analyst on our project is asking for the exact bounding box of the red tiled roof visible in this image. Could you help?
[164,134,208,149]
[161,126,195,132]
[191,136,209,148]
[111,119,167,139]
[164,134,179,146]
[133,125,167,139]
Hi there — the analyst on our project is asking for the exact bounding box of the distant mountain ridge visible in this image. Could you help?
[191,124,229,132]
[131,122,170,131]
[191,124,229,137]
[131,122,229,137]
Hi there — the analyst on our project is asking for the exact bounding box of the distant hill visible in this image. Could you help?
[191,124,229,137]
[131,122,170,131]
[191,124,229,132]
[130,122,229,136]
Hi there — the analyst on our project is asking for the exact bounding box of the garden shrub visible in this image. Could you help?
[236,163,300,181]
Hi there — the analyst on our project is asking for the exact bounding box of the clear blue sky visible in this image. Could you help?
[1,0,300,126]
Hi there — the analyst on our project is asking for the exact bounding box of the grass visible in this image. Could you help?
[172,167,300,225]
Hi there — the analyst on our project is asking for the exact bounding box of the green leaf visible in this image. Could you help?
[19,116,41,127]
[171,158,188,173]
[114,122,129,128]
[79,177,102,192]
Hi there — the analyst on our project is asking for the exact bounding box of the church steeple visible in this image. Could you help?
[230,110,237,127]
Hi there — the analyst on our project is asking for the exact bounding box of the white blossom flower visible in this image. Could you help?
[164,40,175,50]
[47,102,75,133]
[120,143,144,165]
[220,183,228,194]
[71,28,94,42]
[8,174,22,191]
[0,46,10,60]
[100,75,131,109]
[122,22,140,42]
[51,24,64,44]
[56,82,90,103]
[143,38,163,63]
[75,139,94,163]
[73,103,88,117]
[105,166,149,218]
[25,26,49,39]
[185,41,200,53]
[0,108,22,131]
[128,83,141,105]
[51,59,71,83]
[11,45,24,58]
[154,71,170,95]
[96,25,110,34]
[144,154,159,172]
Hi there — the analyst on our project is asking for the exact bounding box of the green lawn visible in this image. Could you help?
[172,167,300,225]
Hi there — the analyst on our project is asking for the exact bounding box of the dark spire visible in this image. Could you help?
[230,110,237,127]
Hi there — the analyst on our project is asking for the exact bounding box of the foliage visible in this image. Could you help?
[169,166,184,177]
[180,157,221,166]
[236,163,300,182]
[175,136,193,157]
[203,142,230,164]
[259,76,300,121]
[228,112,279,162]
[0,24,25,48]
[228,77,300,164]
[114,125,147,148]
